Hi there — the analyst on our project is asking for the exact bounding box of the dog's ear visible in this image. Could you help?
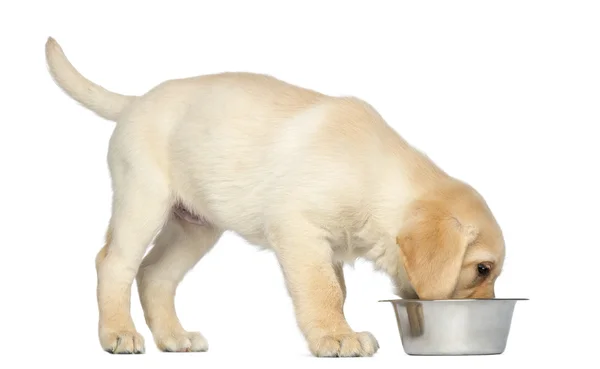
[396,202,478,300]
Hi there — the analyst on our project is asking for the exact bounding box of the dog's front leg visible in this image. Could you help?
[270,226,379,357]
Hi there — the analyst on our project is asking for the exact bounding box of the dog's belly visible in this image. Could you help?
[169,162,274,247]
[172,203,211,226]
[171,202,272,246]
[171,189,274,247]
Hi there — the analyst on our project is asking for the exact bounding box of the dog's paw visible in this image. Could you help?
[309,331,379,357]
[100,329,145,354]
[155,331,208,353]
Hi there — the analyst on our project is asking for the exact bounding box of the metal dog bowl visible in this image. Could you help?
[380,298,527,355]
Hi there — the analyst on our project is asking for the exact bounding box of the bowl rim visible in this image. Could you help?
[379,298,529,303]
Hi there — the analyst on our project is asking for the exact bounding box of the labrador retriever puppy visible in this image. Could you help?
[45,37,505,357]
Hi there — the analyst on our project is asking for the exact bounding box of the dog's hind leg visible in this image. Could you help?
[136,214,222,352]
[95,155,172,354]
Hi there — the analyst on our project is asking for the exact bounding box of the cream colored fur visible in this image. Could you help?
[45,37,506,357]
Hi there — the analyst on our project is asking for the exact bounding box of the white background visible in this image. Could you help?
[1,1,599,368]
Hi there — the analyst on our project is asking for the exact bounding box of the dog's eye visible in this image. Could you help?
[477,263,491,277]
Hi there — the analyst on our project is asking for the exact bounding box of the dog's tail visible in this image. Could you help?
[45,37,137,122]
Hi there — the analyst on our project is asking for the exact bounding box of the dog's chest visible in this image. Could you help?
[328,216,394,263]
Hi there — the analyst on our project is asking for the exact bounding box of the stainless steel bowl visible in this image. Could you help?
[380,298,527,355]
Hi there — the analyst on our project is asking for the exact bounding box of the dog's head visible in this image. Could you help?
[396,180,504,300]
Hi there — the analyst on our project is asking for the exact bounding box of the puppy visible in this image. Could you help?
[45,37,505,357]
